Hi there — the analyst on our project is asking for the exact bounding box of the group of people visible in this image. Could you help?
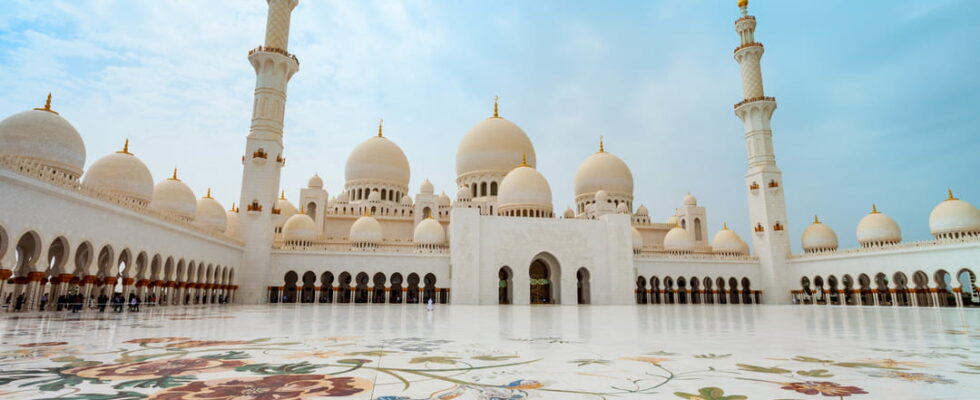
[4,291,231,312]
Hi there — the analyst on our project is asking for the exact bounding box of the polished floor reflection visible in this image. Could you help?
[0,304,977,399]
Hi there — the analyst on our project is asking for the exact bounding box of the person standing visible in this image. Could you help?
[39,293,48,311]
[98,293,108,313]
[14,294,25,312]
[426,297,434,311]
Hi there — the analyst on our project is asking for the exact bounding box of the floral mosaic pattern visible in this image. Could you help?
[0,305,977,399]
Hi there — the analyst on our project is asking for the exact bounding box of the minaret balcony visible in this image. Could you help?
[733,42,763,54]
[248,45,299,65]
[733,96,776,110]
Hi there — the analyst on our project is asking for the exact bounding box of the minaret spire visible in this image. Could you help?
[492,96,500,118]
[733,0,790,304]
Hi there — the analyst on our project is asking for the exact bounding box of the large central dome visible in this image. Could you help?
[345,131,410,188]
[456,115,536,179]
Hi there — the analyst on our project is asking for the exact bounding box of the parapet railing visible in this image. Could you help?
[790,236,980,259]
[0,155,243,246]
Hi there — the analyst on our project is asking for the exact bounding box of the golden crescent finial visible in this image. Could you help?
[117,139,131,155]
[599,135,605,153]
[377,118,383,137]
[205,187,212,198]
[520,152,527,167]
[722,222,728,230]
[230,202,237,212]
[280,190,286,200]
[493,96,499,118]
[813,215,819,224]
[871,203,878,214]
[947,188,957,201]
[33,93,59,115]
[169,168,178,181]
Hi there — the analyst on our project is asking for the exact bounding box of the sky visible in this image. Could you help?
[1,0,978,252]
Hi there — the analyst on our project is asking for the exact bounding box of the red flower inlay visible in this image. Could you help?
[147,374,372,399]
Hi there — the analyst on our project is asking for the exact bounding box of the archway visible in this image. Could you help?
[800,276,812,304]
[957,269,978,307]
[893,272,910,307]
[827,275,839,305]
[389,273,403,303]
[14,231,42,278]
[354,272,369,303]
[715,277,727,305]
[576,267,590,304]
[690,277,701,304]
[874,273,890,306]
[912,271,929,307]
[406,273,420,303]
[372,273,386,304]
[703,277,714,304]
[635,276,647,304]
[338,272,352,303]
[423,273,437,303]
[301,271,316,303]
[319,271,334,303]
[676,277,687,304]
[741,278,753,304]
[283,271,298,303]
[842,274,854,305]
[934,270,955,307]
[813,276,825,304]
[650,276,661,304]
[663,276,675,304]
[498,267,512,305]
[728,277,739,304]
[858,274,873,305]
[529,255,559,305]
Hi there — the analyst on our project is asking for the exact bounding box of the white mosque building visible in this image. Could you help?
[0,0,978,310]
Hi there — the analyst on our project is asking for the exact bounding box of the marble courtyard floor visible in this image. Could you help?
[0,304,978,399]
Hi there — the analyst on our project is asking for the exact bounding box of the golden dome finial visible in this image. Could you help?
[520,152,528,167]
[947,188,957,201]
[33,93,59,115]
[117,139,131,155]
[230,202,237,212]
[599,135,605,153]
[169,168,179,181]
[871,203,879,214]
[813,215,819,224]
[280,190,286,200]
[493,95,500,118]
[377,118,383,137]
[205,187,212,198]
[722,222,729,230]
[738,0,749,16]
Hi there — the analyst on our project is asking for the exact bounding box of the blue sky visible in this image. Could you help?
[1,0,978,252]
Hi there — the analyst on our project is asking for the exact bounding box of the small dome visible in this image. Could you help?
[283,213,317,243]
[574,145,634,199]
[420,179,434,194]
[631,227,644,250]
[414,217,446,245]
[275,193,297,219]
[345,132,410,188]
[456,113,536,179]
[367,190,382,202]
[439,192,452,206]
[498,163,552,211]
[563,207,574,218]
[0,98,86,178]
[594,190,609,204]
[856,205,901,246]
[636,204,649,216]
[712,225,748,255]
[148,170,197,219]
[350,214,383,244]
[683,193,697,206]
[929,190,980,238]
[400,195,413,206]
[802,216,838,252]
[194,191,228,232]
[457,185,472,201]
[336,190,349,204]
[663,226,695,253]
[224,208,240,239]
[666,215,679,226]
[308,174,323,189]
[83,141,154,203]
[616,202,629,214]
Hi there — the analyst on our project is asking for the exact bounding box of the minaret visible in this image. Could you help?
[237,0,300,304]
[733,0,791,304]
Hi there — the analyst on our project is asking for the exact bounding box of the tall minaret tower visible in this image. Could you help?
[733,0,791,304]
[237,0,300,303]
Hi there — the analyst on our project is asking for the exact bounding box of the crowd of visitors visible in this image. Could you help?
[2,292,231,313]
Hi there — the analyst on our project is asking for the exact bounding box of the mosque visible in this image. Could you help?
[0,0,978,310]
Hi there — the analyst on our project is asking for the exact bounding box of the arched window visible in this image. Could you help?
[694,218,703,241]
[306,202,317,220]
[681,219,686,229]
[490,181,498,196]
[381,189,387,201]
[480,182,488,197]
[471,183,477,197]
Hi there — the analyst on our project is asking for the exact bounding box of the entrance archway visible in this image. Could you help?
[301,271,315,303]
[528,254,560,304]
[576,267,590,304]
[354,272,369,303]
[389,273,403,303]
[407,273,420,303]
[372,273,386,303]
[498,266,512,304]
[338,272,352,303]
[319,272,334,303]
[283,271,298,303]
[423,273,436,303]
